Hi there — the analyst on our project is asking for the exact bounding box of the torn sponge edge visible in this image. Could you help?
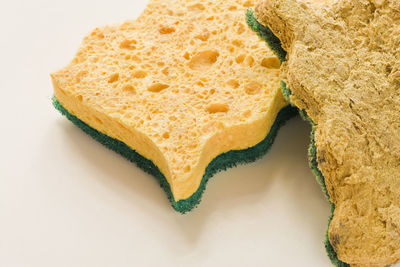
[309,116,350,267]
[53,96,297,214]
[246,10,349,267]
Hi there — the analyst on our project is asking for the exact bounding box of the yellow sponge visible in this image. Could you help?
[51,0,290,210]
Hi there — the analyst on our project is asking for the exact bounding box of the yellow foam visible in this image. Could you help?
[51,0,287,201]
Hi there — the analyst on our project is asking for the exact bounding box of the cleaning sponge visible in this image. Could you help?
[51,0,296,213]
[251,0,400,265]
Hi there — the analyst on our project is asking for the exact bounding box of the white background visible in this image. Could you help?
[0,1,380,266]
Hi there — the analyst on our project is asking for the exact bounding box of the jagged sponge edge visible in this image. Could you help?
[246,10,350,267]
[53,96,297,213]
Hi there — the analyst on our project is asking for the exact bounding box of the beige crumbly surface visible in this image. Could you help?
[51,0,288,201]
[256,0,400,266]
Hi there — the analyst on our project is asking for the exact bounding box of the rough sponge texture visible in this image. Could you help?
[255,0,400,266]
[247,11,348,267]
[51,0,289,207]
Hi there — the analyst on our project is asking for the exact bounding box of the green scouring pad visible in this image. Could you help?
[246,10,349,267]
[53,97,297,214]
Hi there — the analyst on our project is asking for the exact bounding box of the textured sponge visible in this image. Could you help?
[51,0,296,213]
[247,8,350,267]
[251,0,400,265]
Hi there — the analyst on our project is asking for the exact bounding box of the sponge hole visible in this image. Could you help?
[235,54,246,64]
[189,50,219,70]
[108,73,119,83]
[159,26,176,34]
[195,32,210,41]
[120,39,137,50]
[122,84,135,94]
[196,81,205,87]
[245,81,262,95]
[243,0,253,7]
[227,79,240,88]
[148,83,170,92]
[132,70,147,78]
[206,103,229,114]
[161,68,169,76]
[232,40,243,47]
[237,23,246,35]
[245,56,255,67]
[261,57,280,69]
[187,3,205,11]
[162,132,170,139]
[183,52,191,60]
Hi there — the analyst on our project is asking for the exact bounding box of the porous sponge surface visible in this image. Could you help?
[51,0,290,202]
[53,96,297,213]
[254,0,400,265]
[247,10,349,267]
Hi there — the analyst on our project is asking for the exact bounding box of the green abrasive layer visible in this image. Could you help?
[53,97,297,213]
[247,10,349,267]
[246,10,287,63]
[280,81,292,102]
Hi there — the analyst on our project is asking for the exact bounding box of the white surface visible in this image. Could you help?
[0,1,371,266]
